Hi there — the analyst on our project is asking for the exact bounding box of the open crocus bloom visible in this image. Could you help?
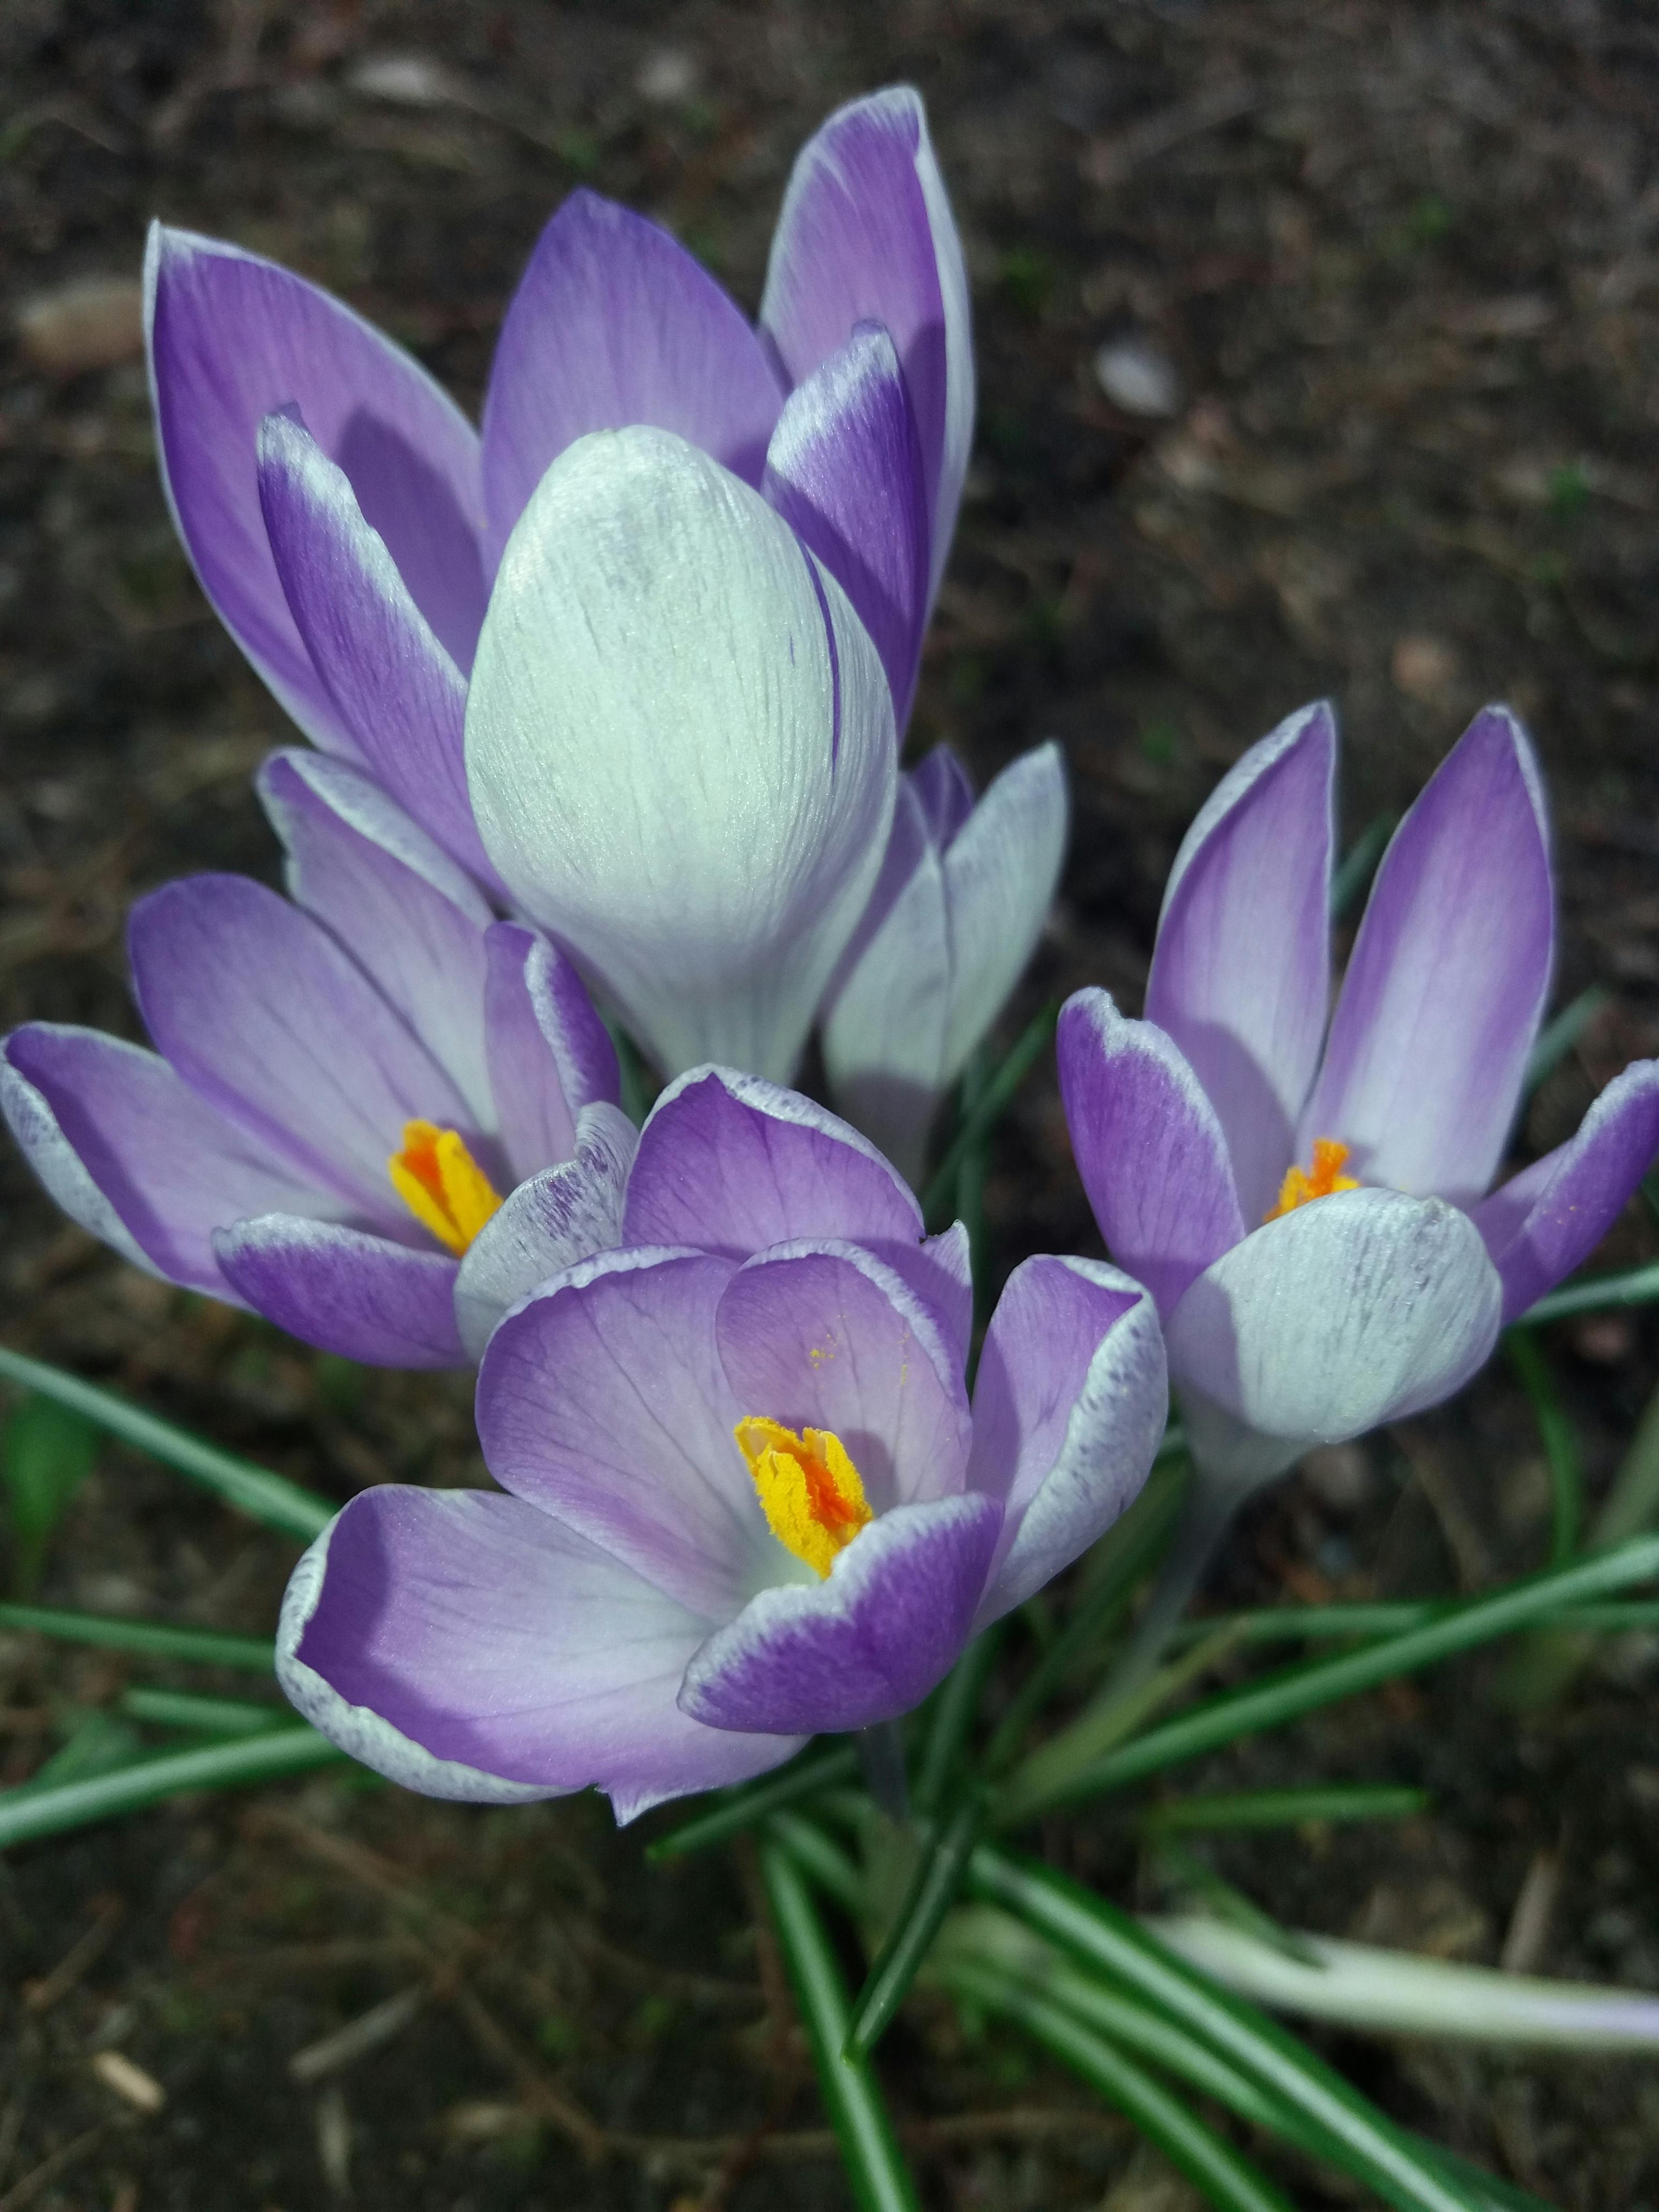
[1059,700,1659,1493]
[464,425,894,1081]
[821,741,1068,1182]
[276,1072,1167,1820]
[0,753,625,1368]
[145,83,967,894]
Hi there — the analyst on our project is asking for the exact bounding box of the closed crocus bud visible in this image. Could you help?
[1059,700,1659,1653]
[821,742,1068,1182]
[1,754,626,1367]
[464,427,896,1085]
[276,1067,1167,1821]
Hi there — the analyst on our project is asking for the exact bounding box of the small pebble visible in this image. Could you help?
[1391,632,1460,705]
[16,276,143,377]
[1093,335,1182,417]
[348,53,453,108]
[636,48,699,105]
[92,2050,166,2114]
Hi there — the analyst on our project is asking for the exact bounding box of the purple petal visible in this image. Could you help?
[129,875,470,1218]
[145,223,485,750]
[259,750,493,1130]
[476,1247,771,1618]
[480,190,783,565]
[256,412,497,886]
[761,87,973,601]
[484,923,620,1185]
[464,427,895,1083]
[763,325,929,728]
[1165,1187,1503,1454]
[1057,990,1246,1321]
[714,1243,972,1514]
[625,1065,922,1257]
[1474,1059,1659,1322]
[678,1493,1000,1735]
[872,1222,973,1374]
[452,1102,636,1362]
[1,1025,333,1295]
[279,1487,798,1813]
[910,744,975,847]
[215,1216,463,1366]
[969,1257,1168,1627]
[1305,706,1553,1205]
[1145,701,1335,1223]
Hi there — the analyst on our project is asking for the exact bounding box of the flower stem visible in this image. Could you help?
[858,1720,909,1824]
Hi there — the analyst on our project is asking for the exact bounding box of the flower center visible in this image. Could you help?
[388,1119,502,1256]
[735,1416,873,1579]
[1265,1137,1360,1223]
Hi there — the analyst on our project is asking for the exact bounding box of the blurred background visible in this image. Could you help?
[3,3,1659,2206]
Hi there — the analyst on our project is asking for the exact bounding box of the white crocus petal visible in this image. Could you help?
[820,783,950,1182]
[1164,1186,1503,1477]
[939,742,1067,1077]
[465,427,895,1083]
[822,743,1066,1183]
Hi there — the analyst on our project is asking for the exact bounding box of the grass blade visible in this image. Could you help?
[922,998,1058,1230]
[0,1346,332,1540]
[1522,985,1609,1096]
[944,1910,1546,2210]
[998,1534,1659,1821]
[1504,1332,1581,1563]
[758,1837,921,2212]
[1152,1914,1659,2050]
[1518,1260,1659,1327]
[767,1810,865,1915]
[1330,813,1396,921]
[3,1395,99,1596]
[915,1630,1001,1815]
[967,1847,1472,2212]
[0,1726,344,1848]
[1142,1784,1429,1836]
[646,1741,859,1860]
[949,1950,1296,2212]
[983,1454,1188,1773]
[122,1687,289,1736]
[0,1601,275,1670]
[846,1791,986,2060]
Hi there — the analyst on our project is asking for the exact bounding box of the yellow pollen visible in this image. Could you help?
[388,1119,502,1256]
[735,1416,873,1579]
[1265,1137,1361,1223]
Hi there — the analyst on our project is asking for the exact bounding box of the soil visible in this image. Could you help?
[3,3,1659,2207]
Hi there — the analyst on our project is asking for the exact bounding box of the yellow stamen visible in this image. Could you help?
[1265,1137,1361,1223]
[735,1416,873,1579]
[388,1119,502,1256]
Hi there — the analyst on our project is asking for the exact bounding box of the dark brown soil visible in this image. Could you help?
[4,3,1659,2207]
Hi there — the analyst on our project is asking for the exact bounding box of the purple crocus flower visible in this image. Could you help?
[0,753,626,1368]
[461,423,894,1083]
[1059,700,1659,1497]
[145,85,967,862]
[821,741,1069,1180]
[276,1069,1167,1819]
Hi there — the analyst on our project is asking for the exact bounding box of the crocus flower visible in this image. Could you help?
[464,424,894,1081]
[0,752,625,1367]
[144,84,968,879]
[276,1070,1167,1819]
[1059,700,1659,1498]
[821,741,1068,1180]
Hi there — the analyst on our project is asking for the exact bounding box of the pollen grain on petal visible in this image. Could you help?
[735,1415,873,1578]
[1265,1136,1361,1223]
[388,1119,503,1256]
